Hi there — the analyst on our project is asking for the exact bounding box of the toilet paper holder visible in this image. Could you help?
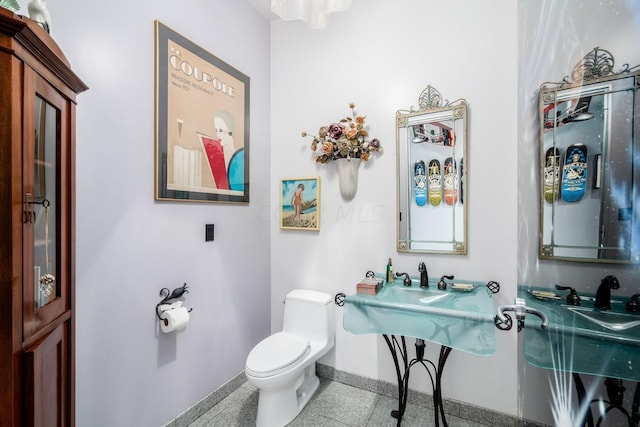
[155,283,193,321]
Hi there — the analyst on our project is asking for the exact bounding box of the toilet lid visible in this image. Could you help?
[246,332,309,375]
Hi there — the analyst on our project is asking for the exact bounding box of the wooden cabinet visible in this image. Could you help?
[0,8,87,427]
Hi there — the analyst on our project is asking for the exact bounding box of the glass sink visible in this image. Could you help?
[520,285,640,382]
[566,306,640,331]
[343,277,497,356]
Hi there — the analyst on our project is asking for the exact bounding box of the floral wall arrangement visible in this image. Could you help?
[302,103,382,163]
[300,103,382,200]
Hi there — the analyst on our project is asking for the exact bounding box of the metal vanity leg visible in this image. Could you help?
[383,334,409,426]
[573,373,594,427]
[632,382,640,426]
[382,335,451,427]
[434,346,452,427]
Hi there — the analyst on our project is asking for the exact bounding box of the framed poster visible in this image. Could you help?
[280,177,320,231]
[155,21,250,203]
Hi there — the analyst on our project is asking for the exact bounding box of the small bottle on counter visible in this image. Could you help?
[386,258,394,284]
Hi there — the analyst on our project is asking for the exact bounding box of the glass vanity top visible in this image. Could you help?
[343,276,497,356]
[520,285,640,381]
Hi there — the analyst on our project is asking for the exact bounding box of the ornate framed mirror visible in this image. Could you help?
[396,86,468,254]
[539,47,640,263]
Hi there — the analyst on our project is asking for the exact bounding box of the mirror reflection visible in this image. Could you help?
[397,86,467,254]
[539,47,640,263]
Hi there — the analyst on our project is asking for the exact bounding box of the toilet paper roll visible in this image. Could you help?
[160,306,190,333]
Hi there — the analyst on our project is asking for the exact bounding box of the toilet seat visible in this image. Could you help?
[246,332,310,378]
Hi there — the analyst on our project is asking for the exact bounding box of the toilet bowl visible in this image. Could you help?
[245,289,335,427]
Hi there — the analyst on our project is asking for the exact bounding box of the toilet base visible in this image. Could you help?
[255,364,320,427]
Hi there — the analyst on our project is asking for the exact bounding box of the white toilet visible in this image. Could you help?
[245,289,335,427]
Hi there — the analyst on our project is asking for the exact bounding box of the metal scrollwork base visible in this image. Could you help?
[573,373,640,427]
[383,335,453,426]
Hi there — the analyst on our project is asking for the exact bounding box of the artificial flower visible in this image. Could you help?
[303,103,382,163]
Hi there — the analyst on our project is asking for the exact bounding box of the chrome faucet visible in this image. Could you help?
[496,297,549,330]
[594,275,620,310]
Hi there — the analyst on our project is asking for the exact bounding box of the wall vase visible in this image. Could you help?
[335,157,361,200]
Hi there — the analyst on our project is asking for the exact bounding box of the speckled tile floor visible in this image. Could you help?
[189,377,490,426]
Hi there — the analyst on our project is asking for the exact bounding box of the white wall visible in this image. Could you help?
[270,0,520,417]
[31,1,272,426]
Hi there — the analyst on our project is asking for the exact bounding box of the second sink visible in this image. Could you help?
[566,306,640,332]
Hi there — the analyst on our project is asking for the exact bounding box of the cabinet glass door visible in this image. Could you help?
[32,96,58,309]
[23,69,70,339]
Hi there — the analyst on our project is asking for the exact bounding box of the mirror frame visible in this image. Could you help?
[396,86,468,254]
[538,47,640,263]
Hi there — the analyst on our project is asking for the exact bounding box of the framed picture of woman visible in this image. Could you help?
[155,21,250,203]
[280,177,320,231]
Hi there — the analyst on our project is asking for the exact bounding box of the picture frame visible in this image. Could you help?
[280,177,320,231]
[155,21,250,203]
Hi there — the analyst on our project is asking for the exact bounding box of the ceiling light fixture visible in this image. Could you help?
[271,0,352,29]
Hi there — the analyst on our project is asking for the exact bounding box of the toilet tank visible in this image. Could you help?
[283,289,334,341]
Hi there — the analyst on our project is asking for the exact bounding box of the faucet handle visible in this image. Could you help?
[396,272,412,287]
[555,285,581,306]
[626,294,640,313]
[438,275,454,290]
